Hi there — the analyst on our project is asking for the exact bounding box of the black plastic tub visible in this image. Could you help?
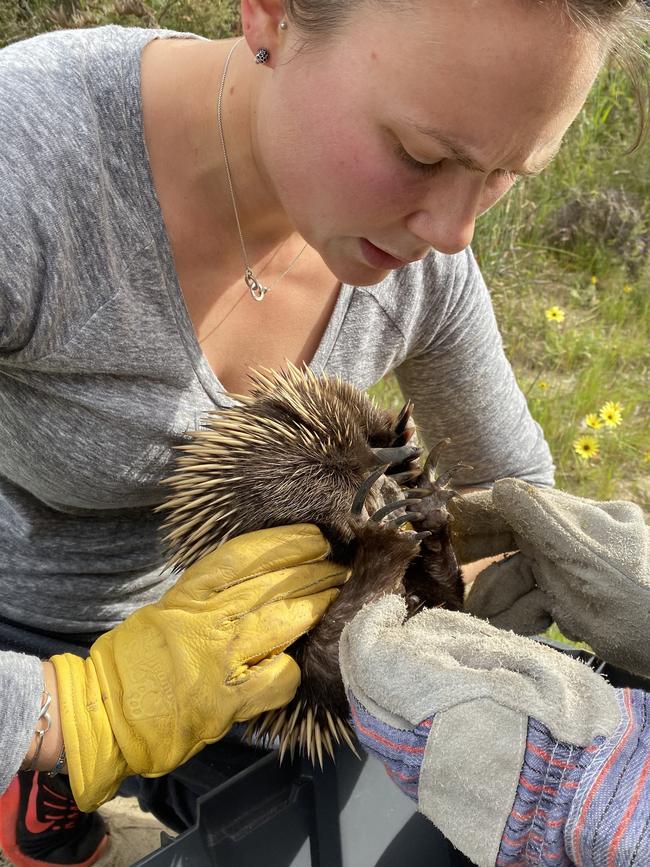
[134,744,474,867]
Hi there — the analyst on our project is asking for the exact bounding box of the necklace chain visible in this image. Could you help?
[217,38,307,302]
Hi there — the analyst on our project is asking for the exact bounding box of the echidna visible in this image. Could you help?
[157,364,464,766]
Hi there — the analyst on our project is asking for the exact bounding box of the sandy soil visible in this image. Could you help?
[0,796,170,867]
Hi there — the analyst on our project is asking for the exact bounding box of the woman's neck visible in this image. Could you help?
[141,36,296,262]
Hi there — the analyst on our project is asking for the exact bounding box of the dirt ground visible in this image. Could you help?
[0,796,170,867]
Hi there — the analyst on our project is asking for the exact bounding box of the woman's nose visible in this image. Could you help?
[405,171,485,255]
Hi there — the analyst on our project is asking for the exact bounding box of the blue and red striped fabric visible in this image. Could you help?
[496,717,593,865]
[348,694,430,801]
[565,689,650,867]
[348,688,650,866]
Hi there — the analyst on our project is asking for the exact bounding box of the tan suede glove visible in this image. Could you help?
[340,596,626,867]
[451,479,650,677]
[52,524,347,812]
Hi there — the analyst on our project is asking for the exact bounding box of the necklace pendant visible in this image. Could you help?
[245,268,270,302]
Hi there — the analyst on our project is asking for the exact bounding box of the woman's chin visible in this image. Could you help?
[322,248,398,287]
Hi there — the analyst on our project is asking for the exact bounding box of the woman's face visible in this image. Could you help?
[255,0,603,285]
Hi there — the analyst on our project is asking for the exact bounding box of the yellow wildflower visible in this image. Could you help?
[573,435,600,461]
[590,275,598,285]
[545,306,565,323]
[623,284,634,294]
[599,401,623,428]
[584,413,603,430]
[643,450,650,463]
[538,380,549,391]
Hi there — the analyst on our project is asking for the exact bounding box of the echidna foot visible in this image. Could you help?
[405,440,472,534]
[351,468,431,542]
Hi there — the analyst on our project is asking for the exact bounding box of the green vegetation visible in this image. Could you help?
[472,67,650,511]
[2,2,648,511]
[0,0,240,46]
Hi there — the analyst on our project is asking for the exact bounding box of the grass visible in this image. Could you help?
[0,0,240,45]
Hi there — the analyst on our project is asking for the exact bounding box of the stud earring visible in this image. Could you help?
[279,20,288,30]
[255,48,270,64]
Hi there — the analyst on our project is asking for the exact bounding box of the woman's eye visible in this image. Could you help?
[397,146,443,177]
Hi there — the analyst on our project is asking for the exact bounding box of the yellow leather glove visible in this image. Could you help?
[51,524,347,812]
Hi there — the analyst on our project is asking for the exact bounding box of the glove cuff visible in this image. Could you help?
[51,652,129,812]
[565,689,650,865]
[496,715,589,863]
[348,692,428,803]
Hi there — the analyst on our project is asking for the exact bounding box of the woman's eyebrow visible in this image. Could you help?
[409,122,561,177]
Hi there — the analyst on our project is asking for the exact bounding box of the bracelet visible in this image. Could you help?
[27,688,52,772]
[47,745,66,777]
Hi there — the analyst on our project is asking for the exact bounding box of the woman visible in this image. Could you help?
[0,0,645,864]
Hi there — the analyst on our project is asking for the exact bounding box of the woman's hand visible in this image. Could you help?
[451,479,650,677]
[340,596,649,867]
[51,524,348,812]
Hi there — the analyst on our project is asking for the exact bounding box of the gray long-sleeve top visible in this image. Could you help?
[0,25,554,792]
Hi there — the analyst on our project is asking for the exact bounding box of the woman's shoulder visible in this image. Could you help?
[0,25,154,83]
[0,27,148,169]
[358,247,488,343]
[0,23,161,62]
[0,27,154,253]
[0,25,198,142]
[0,26,185,355]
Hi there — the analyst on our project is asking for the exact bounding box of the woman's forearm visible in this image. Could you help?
[460,554,509,587]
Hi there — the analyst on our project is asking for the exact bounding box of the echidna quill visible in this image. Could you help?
[157,363,466,767]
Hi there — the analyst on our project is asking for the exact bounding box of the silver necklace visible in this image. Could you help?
[217,38,307,302]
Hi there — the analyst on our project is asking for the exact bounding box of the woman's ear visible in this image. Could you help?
[241,0,287,65]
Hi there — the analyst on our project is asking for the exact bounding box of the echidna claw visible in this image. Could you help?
[394,400,413,436]
[422,437,451,478]
[389,468,422,484]
[407,596,427,616]
[431,461,472,489]
[407,530,432,543]
[351,464,390,517]
[369,497,426,524]
[371,444,421,466]
[391,401,415,446]
[392,512,423,528]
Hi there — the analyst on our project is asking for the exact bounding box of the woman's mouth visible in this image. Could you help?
[359,238,409,270]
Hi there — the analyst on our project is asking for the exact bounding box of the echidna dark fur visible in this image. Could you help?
[157,363,466,767]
